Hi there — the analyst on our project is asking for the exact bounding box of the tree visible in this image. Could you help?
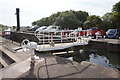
[112,1,120,29]
[32,10,88,29]
[0,24,7,31]
[32,21,37,26]
[102,1,120,30]
[36,17,51,26]
[83,21,93,29]
[54,11,81,29]
[112,1,120,13]
[74,11,89,23]
[102,13,113,30]
[83,15,103,29]
[12,26,16,30]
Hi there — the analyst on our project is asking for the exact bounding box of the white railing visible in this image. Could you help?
[34,30,91,50]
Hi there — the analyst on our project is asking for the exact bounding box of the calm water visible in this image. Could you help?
[59,50,120,71]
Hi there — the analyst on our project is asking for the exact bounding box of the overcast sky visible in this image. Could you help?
[0,0,119,26]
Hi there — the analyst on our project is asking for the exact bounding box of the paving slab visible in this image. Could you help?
[17,56,119,79]
[2,57,43,78]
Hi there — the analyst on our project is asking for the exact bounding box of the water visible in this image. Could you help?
[59,50,120,71]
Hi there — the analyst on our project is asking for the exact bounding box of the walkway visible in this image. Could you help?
[18,55,119,79]
[0,37,119,79]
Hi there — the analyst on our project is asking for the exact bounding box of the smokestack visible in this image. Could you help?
[16,8,20,31]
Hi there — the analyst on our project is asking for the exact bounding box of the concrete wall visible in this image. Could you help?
[89,40,120,53]
[10,32,39,43]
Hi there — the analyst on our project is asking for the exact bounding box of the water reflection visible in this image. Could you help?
[63,50,120,71]
[89,53,111,68]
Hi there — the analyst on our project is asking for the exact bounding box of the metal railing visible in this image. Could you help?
[34,30,91,50]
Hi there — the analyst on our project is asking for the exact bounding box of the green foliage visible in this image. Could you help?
[36,17,51,26]
[12,26,16,29]
[32,10,88,29]
[0,24,8,31]
[74,11,88,22]
[83,15,103,29]
[102,12,120,30]
[54,10,82,29]
[101,1,120,30]
[83,21,93,29]
[102,13,113,22]
[32,21,37,26]
[112,1,120,13]
[112,1,120,29]
[102,1,120,30]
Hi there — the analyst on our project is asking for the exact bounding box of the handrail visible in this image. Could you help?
[34,30,91,50]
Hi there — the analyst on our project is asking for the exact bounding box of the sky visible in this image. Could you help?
[0,0,119,26]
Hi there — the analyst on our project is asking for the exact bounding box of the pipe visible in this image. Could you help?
[16,8,20,31]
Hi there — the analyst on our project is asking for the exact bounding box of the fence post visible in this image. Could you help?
[61,31,62,46]
[43,30,45,48]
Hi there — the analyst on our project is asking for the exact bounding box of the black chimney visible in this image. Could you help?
[16,8,20,31]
